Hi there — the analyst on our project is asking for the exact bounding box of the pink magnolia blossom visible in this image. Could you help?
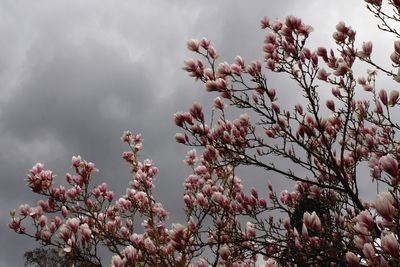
[345,252,360,267]
[187,39,199,52]
[357,41,373,58]
[381,232,399,257]
[379,154,398,178]
[373,192,395,221]
[363,243,376,260]
[317,68,330,81]
[389,90,399,106]
[111,255,124,267]
[379,89,388,106]
[218,245,230,261]
[326,99,335,111]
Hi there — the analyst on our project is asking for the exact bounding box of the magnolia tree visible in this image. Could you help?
[9,0,400,266]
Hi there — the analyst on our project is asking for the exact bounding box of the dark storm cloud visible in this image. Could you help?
[0,1,389,266]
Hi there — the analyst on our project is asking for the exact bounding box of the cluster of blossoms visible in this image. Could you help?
[9,0,400,266]
[10,132,182,266]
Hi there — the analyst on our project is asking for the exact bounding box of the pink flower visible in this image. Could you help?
[265,258,278,267]
[271,19,283,31]
[317,68,330,81]
[174,112,187,127]
[303,211,321,231]
[246,222,256,238]
[19,204,31,216]
[379,154,398,177]
[217,62,232,78]
[175,133,188,144]
[207,46,218,59]
[375,100,383,114]
[333,62,349,76]
[59,225,71,242]
[189,102,204,121]
[265,129,275,138]
[295,104,303,114]
[362,243,375,260]
[111,255,125,267]
[66,218,80,233]
[105,191,114,202]
[381,232,399,257]
[130,233,144,247]
[317,47,328,60]
[9,218,21,231]
[234,56,245,68]
[390,52,400,64]
[30,163,44,175]
[358,41,373,58]
[40,229,51,241]
[247,61,262,76]
[38,215,47,228]
[183,59,204,80]
[266,59,275,70]
[71,155,81,167]
[170,223,187,251]
[200,38,210,49]
[219,244,230,261]
[230,63,242,76]
[196,193,207,207]
[121,130,132,143]
[271,102,280,113]
[373,192,395,221]
[331,87,341,97]
[379,89,388,106]
[302,223,309,239]
[326,100,335,111]
[395,40,400,54]
[85,162,97,172]
[280,190,291,204]
[355,211,374,230]
[144,238,156,254]
[123,245,138,264]
[187,39,199,52]
[260,16,270,29]
[345,251,360,267]
[389,90,399,106]
[184,149,197,166]
[98,182,108,193]
[213,97,224,110]
[267,88,276,100]
[333,32,346,43]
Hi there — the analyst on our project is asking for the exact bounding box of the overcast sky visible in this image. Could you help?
[0,1,393,266]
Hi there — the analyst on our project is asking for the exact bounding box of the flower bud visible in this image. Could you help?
[317,68,330,81]
[260,16,270,29]
[391,52,400,64]
[187,39,199,52]
[379,154,398,177]
[345,252,360,267]
[219,245,230,260]
[374,191,395,221]
[359,41,373,58]
[379,89,388,106]
[111,255,124,267]
[389,90,399,106]
[362,243,375,260]
[381,232,399,257]
[326,100,335,111]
